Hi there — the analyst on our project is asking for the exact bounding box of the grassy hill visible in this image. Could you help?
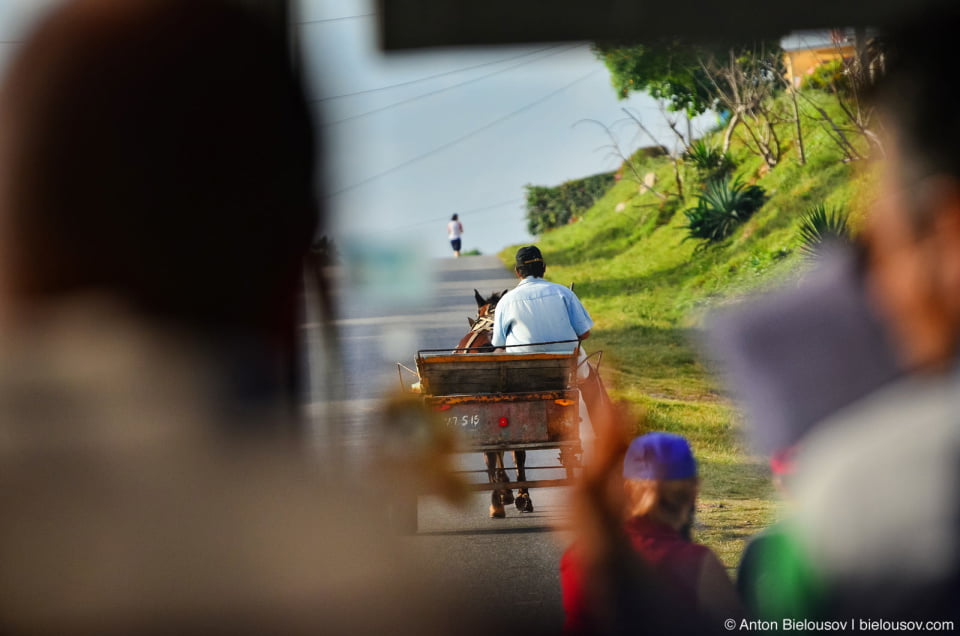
[500,91,879,567]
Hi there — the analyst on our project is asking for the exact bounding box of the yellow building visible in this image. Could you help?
[782,30,856,88]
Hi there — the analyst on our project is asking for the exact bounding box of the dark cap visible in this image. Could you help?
[515,245,544,268]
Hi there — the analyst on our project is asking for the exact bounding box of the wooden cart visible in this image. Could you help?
[405,345,585,491]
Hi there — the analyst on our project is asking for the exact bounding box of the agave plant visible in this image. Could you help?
[683,177,766,243]
[684,140,735,180]
[798,203,850,257]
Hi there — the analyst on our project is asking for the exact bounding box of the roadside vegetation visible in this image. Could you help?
[502,41,881,569]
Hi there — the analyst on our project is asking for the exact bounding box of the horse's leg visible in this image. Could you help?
[514,450,528,493]
[513,450,534,512]
[495,451,513,505]
[485,451,506,518]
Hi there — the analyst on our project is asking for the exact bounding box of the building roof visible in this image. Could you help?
[781,29,852,52]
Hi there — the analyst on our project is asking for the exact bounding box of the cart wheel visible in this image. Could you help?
[389,492,419,535]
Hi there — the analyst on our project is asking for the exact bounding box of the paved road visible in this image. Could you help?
[306,255,586,633]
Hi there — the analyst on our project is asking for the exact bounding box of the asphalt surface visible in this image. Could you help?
[306,254,588,633]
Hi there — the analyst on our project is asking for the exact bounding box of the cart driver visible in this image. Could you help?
[492,245,611,421]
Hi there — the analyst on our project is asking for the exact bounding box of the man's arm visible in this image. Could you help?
[561,287,594,341]
[491,298,509,350]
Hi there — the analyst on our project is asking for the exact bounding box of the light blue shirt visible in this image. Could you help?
[492,277,594,353]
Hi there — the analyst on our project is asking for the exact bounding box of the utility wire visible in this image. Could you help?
[327,68,600,198]
[296,13,375,25]
[322,44,583,126]
[312,45,562,103]
[383,198,522,231]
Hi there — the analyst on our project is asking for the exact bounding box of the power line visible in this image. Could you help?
[312,45,562,103]
[296,13,375,25]
[383,198,522,232]
[326,68,600,198]
[322,44,582,126]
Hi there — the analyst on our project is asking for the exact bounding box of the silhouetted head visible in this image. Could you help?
[864,10,960,370]
[0,0,318,337]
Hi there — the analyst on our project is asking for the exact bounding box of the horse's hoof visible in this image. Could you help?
[499,490,514,506]
[516,493,534,513]
[489,504,505,519]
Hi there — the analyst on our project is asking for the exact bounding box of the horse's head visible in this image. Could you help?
[473,288,508,320]
[458,289,508,352]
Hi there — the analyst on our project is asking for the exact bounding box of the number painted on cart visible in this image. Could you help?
[444,414,481,428]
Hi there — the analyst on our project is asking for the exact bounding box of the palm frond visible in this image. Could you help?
[798,203,851,257]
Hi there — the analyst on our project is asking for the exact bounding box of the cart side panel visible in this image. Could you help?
[426,390,579,446]
[417,353,577,395]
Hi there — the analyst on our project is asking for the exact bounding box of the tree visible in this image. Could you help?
[794,34,884,163]
[700,44,788,167]
[592,40,718,117]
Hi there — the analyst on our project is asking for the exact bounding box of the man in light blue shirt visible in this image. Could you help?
[488,245,610,517]
[492,245,594,353]
[492,246,610,422]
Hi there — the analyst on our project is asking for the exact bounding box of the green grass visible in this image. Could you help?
[501,90,878,570]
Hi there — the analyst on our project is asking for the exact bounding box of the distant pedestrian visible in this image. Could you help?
[447,214,463,257]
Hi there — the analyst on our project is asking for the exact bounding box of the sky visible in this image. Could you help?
[0,0,718,260]
[296,0,717,258]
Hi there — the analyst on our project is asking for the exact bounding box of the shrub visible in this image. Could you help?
[683,177,766,243]
[800,59,850,94]
[684,140,735,181]
[798,203,850,256]
[524,172,616,235]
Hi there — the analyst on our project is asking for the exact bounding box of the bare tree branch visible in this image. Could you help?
[621,108,684,200]
[574,118,668,200]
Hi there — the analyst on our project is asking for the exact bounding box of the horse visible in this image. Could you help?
[455,288,535,518]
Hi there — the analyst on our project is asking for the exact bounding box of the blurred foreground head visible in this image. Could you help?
[784,12,960,622]
[866,8,960,370]
[0,0,317,335]
[0,5,475,634]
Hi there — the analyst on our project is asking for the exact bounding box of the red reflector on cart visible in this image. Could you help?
[434,404,452,411]
[554,399,575,406]
[498,417,509,427]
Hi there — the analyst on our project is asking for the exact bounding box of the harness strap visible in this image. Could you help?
[456,313,495,353]
[459,330,483,352]
[470,315,495,333]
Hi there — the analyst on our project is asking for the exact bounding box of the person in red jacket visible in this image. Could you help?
[560,431,743,634]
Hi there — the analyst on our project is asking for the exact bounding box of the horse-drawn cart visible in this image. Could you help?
[397,342,586,530]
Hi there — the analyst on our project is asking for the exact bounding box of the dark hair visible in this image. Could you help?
[0,0,317,333]
[871,10,960,225]
[514,245,545,278]
[451,214,458,221]
[516,261,546,278]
